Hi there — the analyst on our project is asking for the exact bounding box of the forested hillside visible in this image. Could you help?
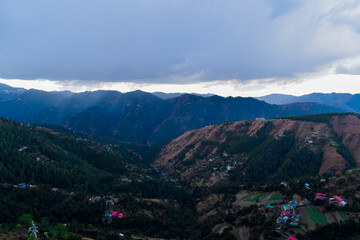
[0,119,195,239]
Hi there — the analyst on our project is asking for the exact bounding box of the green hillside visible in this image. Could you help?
[0,118,194,239]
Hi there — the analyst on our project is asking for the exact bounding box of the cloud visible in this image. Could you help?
[335,56,360,75]
[0,0,360,84]
[336,64,360,75]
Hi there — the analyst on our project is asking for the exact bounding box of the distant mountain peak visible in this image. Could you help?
[151,91,214,99]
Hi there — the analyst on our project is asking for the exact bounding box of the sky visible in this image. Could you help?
[0,0,360,97]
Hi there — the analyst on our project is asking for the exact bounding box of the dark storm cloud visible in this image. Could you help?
[0,0,359,83]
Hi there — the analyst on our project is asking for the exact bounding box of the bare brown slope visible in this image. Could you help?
[319,145,346,174]
[331,115,360,167]
[154,117,356,184]
[270,119,347,174]
[270,119,330,141]
[153,121,258,184]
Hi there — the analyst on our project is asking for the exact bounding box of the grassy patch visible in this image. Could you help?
[305,206,328,226]
[246,192,267,202]
[266,193,282,205]
[338,211,350,221]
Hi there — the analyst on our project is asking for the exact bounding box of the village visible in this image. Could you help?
[274,180,348,240]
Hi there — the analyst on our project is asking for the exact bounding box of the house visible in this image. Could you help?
[295,215,301,222]
[89,196,101,202]
[283,210,292,215]
[288,201,298,208]
[18,146,28,152]
[226,165,232,171]
[106,200,114,206]
[304,183,311,189]
[266,205,275,209]
[276,216,289,224]
[333,196,347,207]
[316,193,327,200]
[121,177,131,183]
[300,201,311,206]
[283,205,291,211]
[288,236,298,240]
[290,222,299,226]
[280,181,289,187]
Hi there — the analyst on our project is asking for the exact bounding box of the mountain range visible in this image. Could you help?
[0,83,345,144]
[256,92,360,112]
[1,86,360,239]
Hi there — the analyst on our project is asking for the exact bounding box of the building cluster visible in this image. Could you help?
[102,210,124,224]
[304,131,319,144]
[276,201,301,229]
[13,183,33,188]
[316,193,348,207]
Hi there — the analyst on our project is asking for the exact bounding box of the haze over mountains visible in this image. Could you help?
[0,83,343,145]
[257,93,360,113]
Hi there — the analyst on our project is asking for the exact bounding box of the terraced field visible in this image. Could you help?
[305,206,328,226]
[338,211,350,221]
[265,192,282,205]
[246,192,267,202]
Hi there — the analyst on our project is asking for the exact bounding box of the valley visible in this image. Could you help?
[2,1,360,239]
[1,109,360,239]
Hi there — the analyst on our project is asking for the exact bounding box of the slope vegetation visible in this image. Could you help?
[154,113,360,186]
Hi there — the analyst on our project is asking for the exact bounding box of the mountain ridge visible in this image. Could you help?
[0,83,345,144]
[257,92,360,112]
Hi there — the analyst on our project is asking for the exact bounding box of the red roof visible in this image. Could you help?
[334,196,344,202]
[111,211,118,217]
[288,237,298,240]
[283,211,292,215]
[317,193,326,196]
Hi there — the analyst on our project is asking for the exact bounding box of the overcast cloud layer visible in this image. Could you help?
[1,0,360,85]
